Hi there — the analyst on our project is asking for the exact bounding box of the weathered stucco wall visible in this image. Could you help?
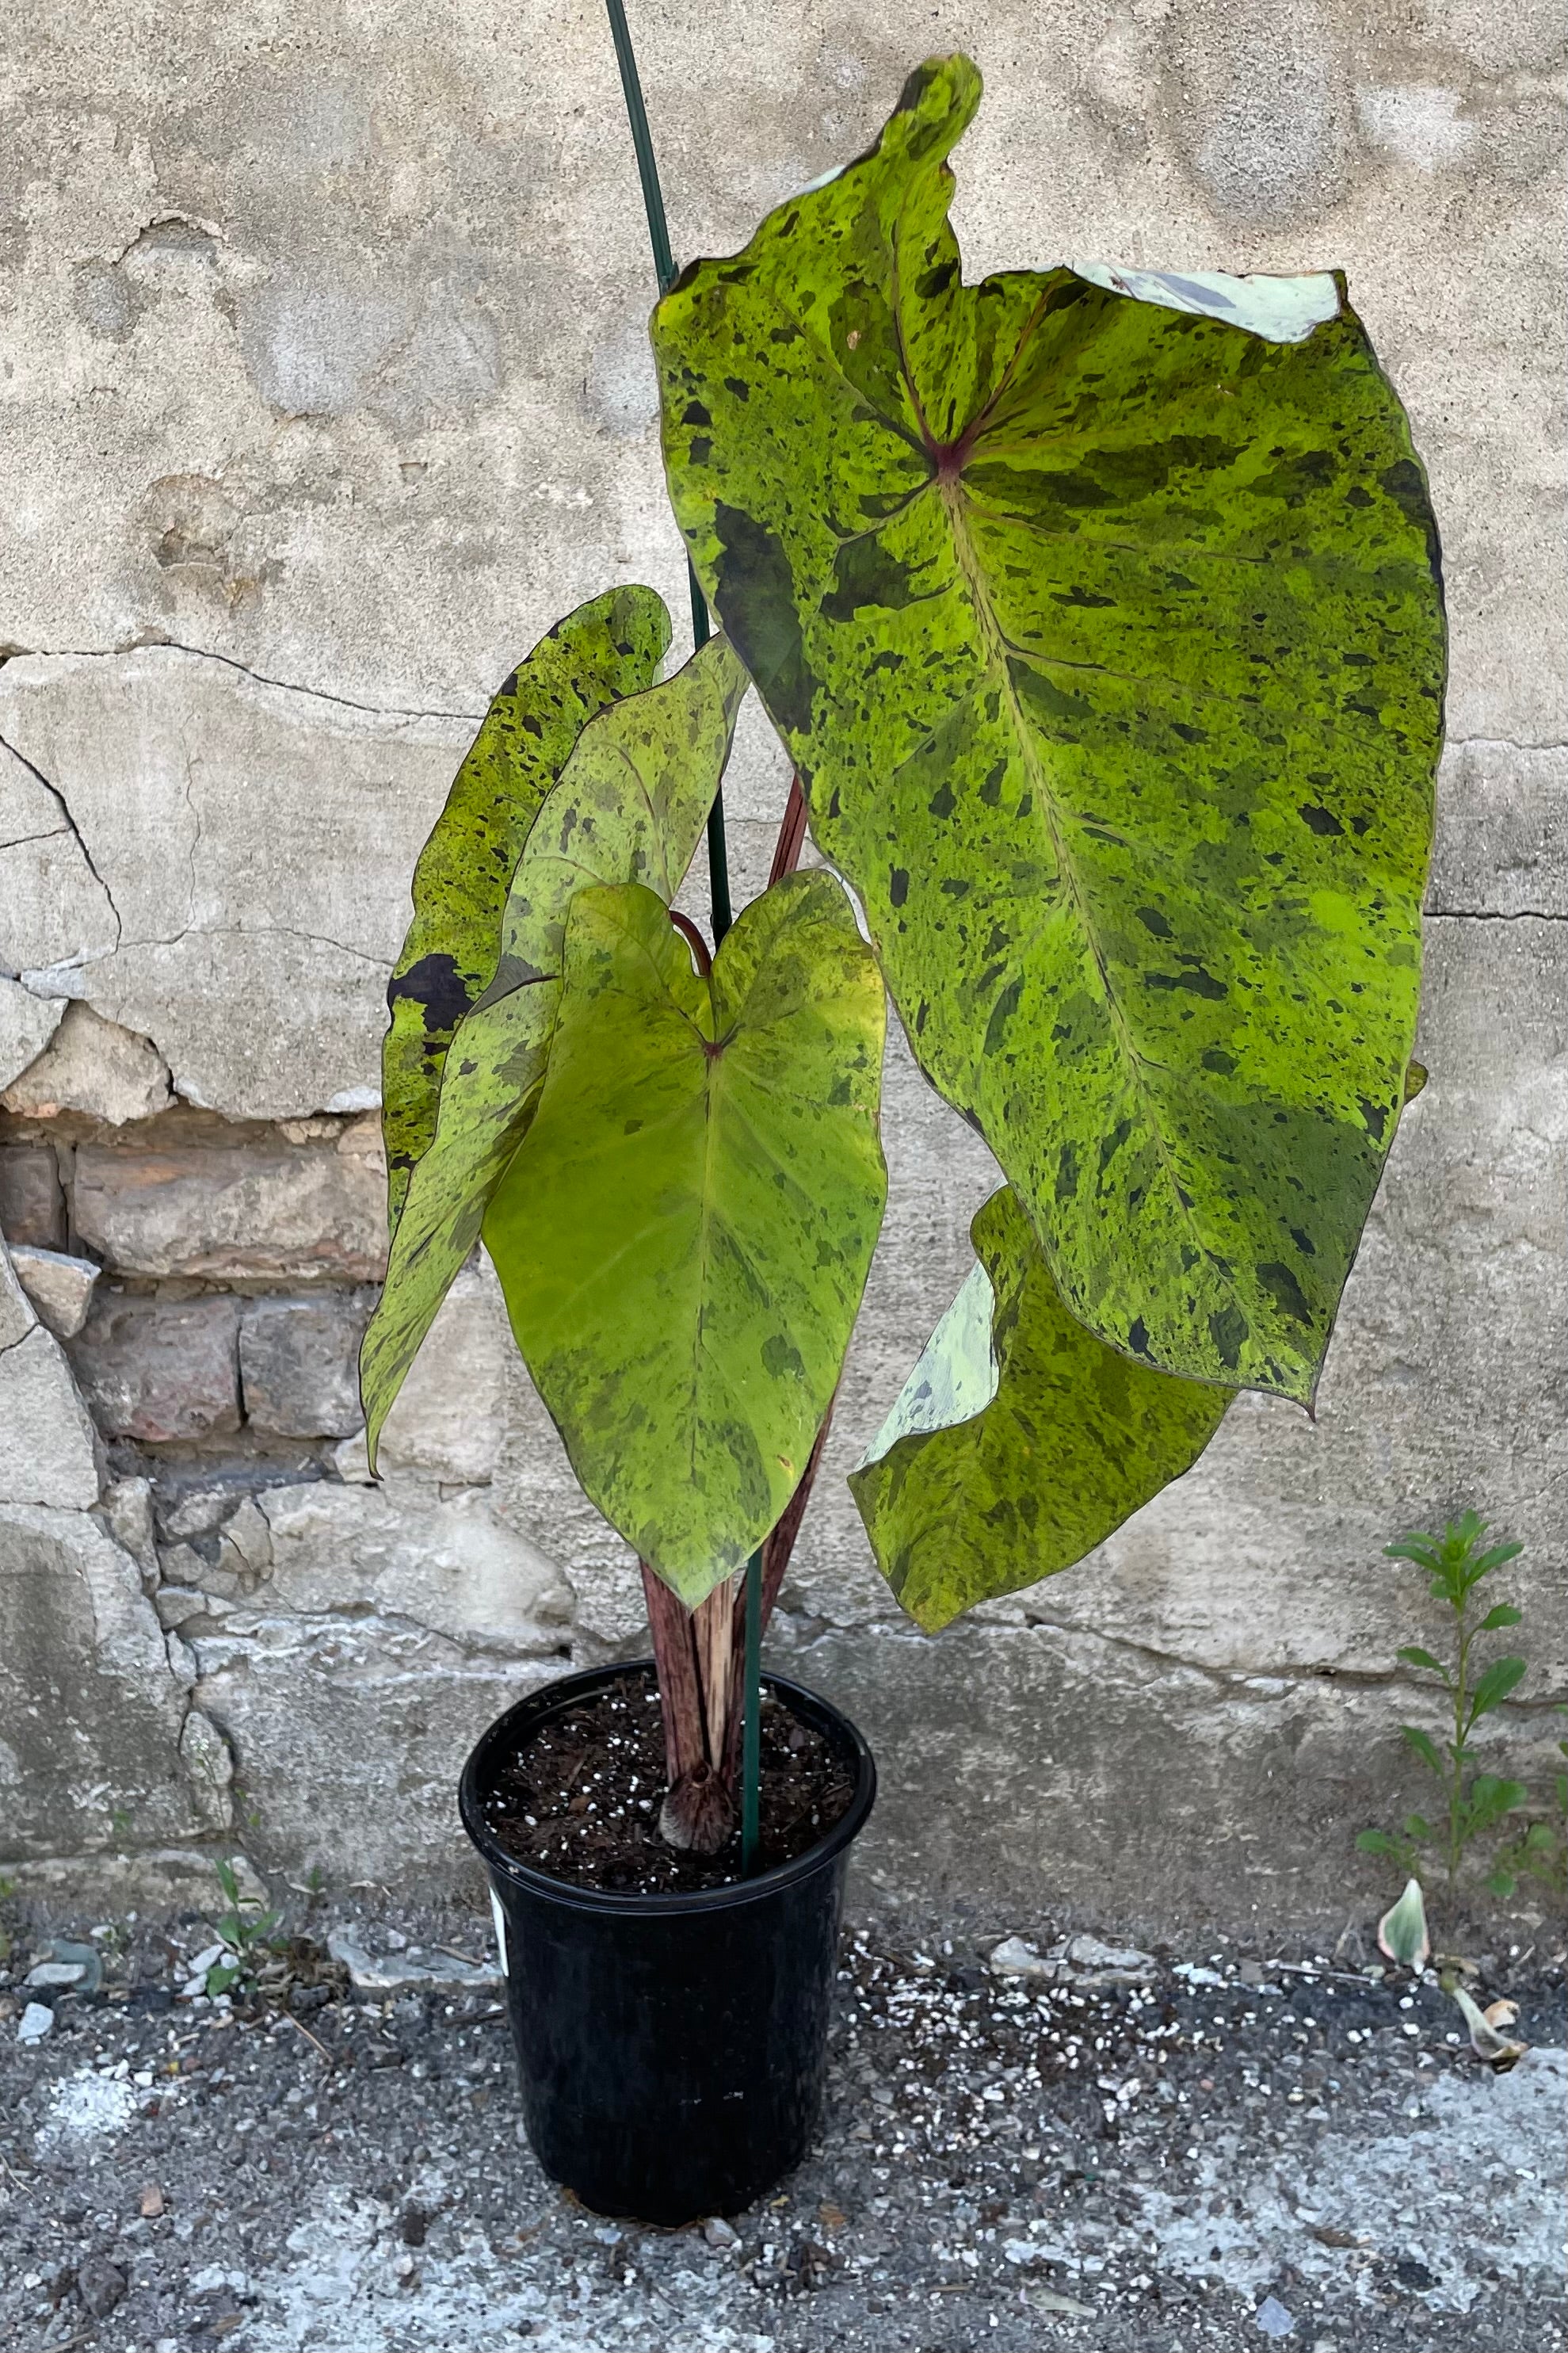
[2,0,1563,1940]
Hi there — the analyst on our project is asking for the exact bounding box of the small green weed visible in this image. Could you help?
[1358,1509,1529,1889]
[1490,1720,1567,1902]
[204,1856,286,1996]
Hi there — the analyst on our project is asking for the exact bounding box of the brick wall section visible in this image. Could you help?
[0,1103,387,1465]
[73,1125,386,1284]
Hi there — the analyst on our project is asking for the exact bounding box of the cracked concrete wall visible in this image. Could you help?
[0,0,1563,1939]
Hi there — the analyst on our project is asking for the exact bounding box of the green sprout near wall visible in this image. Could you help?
[1359,1510,1534,1891]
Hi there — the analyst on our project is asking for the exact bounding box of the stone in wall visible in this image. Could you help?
[158,1484,274,1566]
[178,1464,576,1885]
[72,1120,387,1282]
[0,1143,67,1248]
[0,1242,32,1351]
[178,1709,235,1835]
[68,1292,242,1443]
[0,977,63,1093]
[0,1327,101,1508]
[0,1503,199,1856]
[0,1243,100,1510]
[374,1259,509,1484]
[258,1477,572,1651]
[8,1243,100,1338]
[101,1474,159,1587]
[1,1001,174,1124]
[191,1617,559,1887]
[158,1489,275,1604]
[238,1292,373,1437]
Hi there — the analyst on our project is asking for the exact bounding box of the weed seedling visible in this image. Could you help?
[1490,1717,1567,1901]
[1359,1510,1528,1889]
[204,1856,286,1996]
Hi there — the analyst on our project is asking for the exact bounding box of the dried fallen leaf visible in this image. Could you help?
[1482,1998,1520,2030]
[1376,1877,1430,1972]
[818,2202,848,2233]
[1450,1983,1528,2069]
[139,2183,164,2218]
[1026,2287,1097,2317]
[1309,2221,1370,2250]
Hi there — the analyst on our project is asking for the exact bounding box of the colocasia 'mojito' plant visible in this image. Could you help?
[361,50,1445,1857]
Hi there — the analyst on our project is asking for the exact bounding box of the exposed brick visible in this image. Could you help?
[68,1292,241,1442]
[0,1143,66,1249]
[238,1293,372,1438]
[73,1138,387,1282]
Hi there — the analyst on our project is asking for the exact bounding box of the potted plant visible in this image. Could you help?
[360,19,1444,2225]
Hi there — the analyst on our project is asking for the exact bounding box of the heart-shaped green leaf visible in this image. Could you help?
[361,633,749,1467]
[850,1186,1228,1630]
[381,585,671,1231]
[483,870,887,1602]
[653,55,1445,1404]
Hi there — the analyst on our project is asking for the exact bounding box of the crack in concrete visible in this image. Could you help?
[0,823,70,854]
[107,922,393,968]
[188,1601,567,1663]
[0,727,123,950]
[776,1606,1563,1709]
[174,713,203,936]
[2,640,484,726]
[1426,908,1567,922]
[198,923,392,968]
[1447,735,1568,756]
[1,644,1561,755]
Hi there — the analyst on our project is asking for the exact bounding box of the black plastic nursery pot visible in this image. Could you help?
[459,1660,876,2225]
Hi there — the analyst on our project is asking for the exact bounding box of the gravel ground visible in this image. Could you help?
[2,1900,1563,2353]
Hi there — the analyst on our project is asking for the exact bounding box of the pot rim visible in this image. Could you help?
[460,1657,876,1919]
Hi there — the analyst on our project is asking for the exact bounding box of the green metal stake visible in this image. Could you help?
[605,0,751,1850]
[603,0,676,293]
[741,1548,763,1874]
[602,0,727,940]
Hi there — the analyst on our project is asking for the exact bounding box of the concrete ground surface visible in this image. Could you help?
[2,1902,1563,2353]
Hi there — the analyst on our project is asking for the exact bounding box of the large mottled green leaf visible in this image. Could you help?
[382,585,671,1230]
[361,634,749,1469]
[652,55,1445,1405]
[483,870,887,1603]
[850,1188,1229,1632]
